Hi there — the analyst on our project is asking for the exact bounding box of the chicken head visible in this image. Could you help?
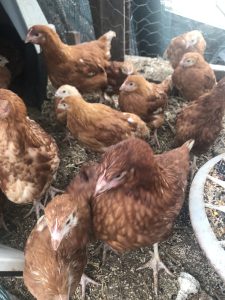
[44,194,79,251]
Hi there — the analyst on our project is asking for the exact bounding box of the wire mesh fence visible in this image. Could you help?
[37,0,225,64]
[37,0,95,43]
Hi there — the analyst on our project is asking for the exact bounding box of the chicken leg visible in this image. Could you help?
[153,129,161,149]
[43,185,64,206]
[0,211,8,231]
[137,243,173,296]
[80,273,99,300]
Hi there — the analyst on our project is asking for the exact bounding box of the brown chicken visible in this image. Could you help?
[91,137,194,295]
[172,52,216,101]
[0,55,11,89]
[119,74,172,147]
[164,30,206,69]
[104,60,136,95]
[175,77,225,155]
[0,89,60,218]
[25,25,116,92]
[24,188,94,300]
[55,85,149,152]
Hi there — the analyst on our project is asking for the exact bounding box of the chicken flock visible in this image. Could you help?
[0,26,224,299]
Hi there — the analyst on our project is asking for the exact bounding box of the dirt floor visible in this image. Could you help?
[1,58,225,300]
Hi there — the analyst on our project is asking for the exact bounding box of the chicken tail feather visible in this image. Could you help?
[185,139,195,151]
[103,31,116,42]
[98,31,116,59]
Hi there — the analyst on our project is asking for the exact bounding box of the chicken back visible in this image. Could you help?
[172,52,216,101]
[55,85,149,152]
[164,30,206,69]
[92,137,193,252]
[0,89,60,206]
[25,25,116,92]
[175,77,225,154]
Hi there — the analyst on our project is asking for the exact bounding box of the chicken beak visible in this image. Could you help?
[94,171,107,196]
[119,83,125,91]
[25,33,32,44]
[51,238,61,251]
[50,223,62,251]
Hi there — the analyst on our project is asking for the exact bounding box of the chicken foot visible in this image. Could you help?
[62,130,75,147]
[94,242,115,265]
[43,185,64,206]
[137,243,174,296]
[166,120,175,134]
[25,186,63,219]
[80,273,99,300]
[24,200,45,219]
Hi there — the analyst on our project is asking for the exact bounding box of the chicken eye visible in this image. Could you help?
[113,171,126,180]
[34,33,40,37]
[62,90,66,94]
[87,72,96,77]
[129,82,134,86]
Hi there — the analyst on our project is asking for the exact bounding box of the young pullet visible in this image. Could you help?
[119,74,172,147]
[24,167,97,300]
[92,137,194,295]
[163,30,206,69]
[0,89,60,218]
[0,55,11,89]
[172,52,216,101]
[55,85,149,152]
[25,25,116,93]
[175,76,225,155]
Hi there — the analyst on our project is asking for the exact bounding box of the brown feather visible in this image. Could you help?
[175,77,225,154]
[24,190,91,299]
[0,89,59,205]
[25,25,116,92]
[92,137,193,252]
[172,52,216,101]
[57,88,149,152]
[119,74,172,130]
[164,30,206,69]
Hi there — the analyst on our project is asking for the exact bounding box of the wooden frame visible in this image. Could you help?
[89,0,130,61]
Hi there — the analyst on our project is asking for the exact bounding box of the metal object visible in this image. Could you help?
[0,244,24,273]
[189,153,225,281]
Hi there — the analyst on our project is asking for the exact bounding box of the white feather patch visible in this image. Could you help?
[127,117,134,124]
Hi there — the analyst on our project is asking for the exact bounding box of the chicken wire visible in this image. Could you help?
[37,0,225,64]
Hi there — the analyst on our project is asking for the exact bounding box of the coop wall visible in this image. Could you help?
[37,0,225,64]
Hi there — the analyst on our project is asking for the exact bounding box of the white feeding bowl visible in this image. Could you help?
[189,153,225,281]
